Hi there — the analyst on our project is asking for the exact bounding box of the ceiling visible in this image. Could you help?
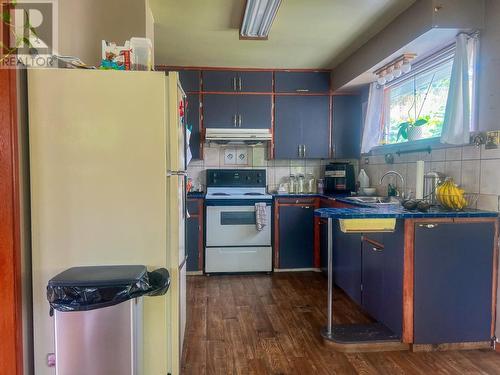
[149,0,416,69]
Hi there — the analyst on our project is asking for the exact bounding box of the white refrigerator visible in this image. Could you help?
[28,69,187,375]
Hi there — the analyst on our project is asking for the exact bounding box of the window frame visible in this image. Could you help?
[380,47,456,148]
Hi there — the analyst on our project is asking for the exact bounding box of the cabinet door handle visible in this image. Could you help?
[296,89,309,93]
[232,77,237,91]
[418,224,438,229]
[372,247,383,252]
[238,114,242,127]
[303,144,307,158]
[298,144,302,157]
[238,76,242,91]
[233,115,237,127]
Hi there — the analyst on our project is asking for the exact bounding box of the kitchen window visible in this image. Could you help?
[383,58,454,144]
[379,39,477,147]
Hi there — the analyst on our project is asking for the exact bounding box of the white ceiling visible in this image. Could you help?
[149,0,416,69]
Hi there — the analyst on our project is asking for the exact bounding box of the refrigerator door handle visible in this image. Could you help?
[166,170,188,177]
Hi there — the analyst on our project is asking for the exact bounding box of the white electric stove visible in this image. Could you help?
[204,169,273,274]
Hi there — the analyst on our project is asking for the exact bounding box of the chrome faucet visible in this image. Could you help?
[380,171,406,199]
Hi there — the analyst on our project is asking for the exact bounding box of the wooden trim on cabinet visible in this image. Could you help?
[201,91,273,95]
[402,219,415,344]
[274,202,280,268]
[314,216,321,268]
[156,65,332,73]
[329,94,333,158]
[197,199,204,271]
[491,219,499,338]
[0,6,23,370]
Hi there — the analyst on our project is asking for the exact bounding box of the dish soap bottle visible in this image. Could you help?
[358,169,370,194]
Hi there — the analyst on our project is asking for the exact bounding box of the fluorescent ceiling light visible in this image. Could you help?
[240,0,282,40]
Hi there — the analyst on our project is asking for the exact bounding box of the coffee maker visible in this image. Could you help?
[324,162,356,194]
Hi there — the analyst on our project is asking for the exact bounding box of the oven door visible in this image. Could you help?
[206,204,272,247]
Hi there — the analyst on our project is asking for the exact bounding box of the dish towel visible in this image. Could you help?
[255,203,267,231]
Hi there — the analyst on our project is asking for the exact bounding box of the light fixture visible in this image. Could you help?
[240,0,282,40]
[374,53,416,86]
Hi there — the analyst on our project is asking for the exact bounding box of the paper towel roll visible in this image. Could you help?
[416,160,424,200]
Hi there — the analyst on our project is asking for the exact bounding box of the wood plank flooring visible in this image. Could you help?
[181,272,500,374]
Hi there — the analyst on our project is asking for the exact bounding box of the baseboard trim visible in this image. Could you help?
[411,341,492,352]
[273,268,321,272]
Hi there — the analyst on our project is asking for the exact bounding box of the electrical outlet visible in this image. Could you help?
[224,148,236,165]
[486,131,500,149]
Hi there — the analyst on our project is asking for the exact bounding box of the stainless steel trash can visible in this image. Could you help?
[47,265,170,375]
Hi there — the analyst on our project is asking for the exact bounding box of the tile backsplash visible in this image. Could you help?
[187,143,358,193]
[361,145,500,212]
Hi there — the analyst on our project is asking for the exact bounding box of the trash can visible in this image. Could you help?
[47,265,170,375]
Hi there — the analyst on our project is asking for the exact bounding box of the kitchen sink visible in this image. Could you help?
[345,196,402,206]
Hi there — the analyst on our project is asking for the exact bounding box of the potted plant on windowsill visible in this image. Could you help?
[397,116,430,141]
[396,72,435,142]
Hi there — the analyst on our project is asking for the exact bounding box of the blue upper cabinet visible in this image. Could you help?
[333,95,362,159]
[202,70,272,93]
[185,93,201,159]
[275,96,330,158]
[179,70,200,92]
[203,94,271,129]
[237,95,272,128]
[275,71,331,93]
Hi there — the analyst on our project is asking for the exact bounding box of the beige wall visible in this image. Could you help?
[56,0,151,66]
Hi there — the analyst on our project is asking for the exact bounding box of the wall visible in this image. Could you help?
[361,145,500,211]
[477,0,500,132]
[56,0,150,66]
[187,144,357,193]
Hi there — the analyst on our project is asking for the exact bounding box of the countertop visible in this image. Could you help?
[315,197,499,219]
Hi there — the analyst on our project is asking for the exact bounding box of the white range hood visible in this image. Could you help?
[205,128,272,143]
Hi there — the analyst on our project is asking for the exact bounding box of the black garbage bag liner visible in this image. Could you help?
[47,265,170,313]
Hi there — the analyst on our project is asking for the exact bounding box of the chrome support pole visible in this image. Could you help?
[327,217,333,335]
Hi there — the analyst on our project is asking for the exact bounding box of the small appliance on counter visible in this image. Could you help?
[324,162,356,194]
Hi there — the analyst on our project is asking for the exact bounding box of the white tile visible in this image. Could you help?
[187,159,204,167]
[431,148,446,161]
[305,159,321,167]
[266,168,275,191]
[290,159,306,167]
[306,166,322,180]
[481,145,500,160]
[480,159,500,195]
[444,161,462,185]
[462,145,481,160]
[406,163,417,193]
[445,147,462,161]
[273,159,290,167]
[290,166,306,176]
[429,161,445,174]
[476,194,499,212]
[370,155,386,164]
[460,160,480,193]
[187,166,206,188]
[204,147,220,167]
[251,146,266,167]
[274,166,290,186]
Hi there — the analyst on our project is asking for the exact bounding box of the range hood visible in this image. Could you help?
[205,128,272,144]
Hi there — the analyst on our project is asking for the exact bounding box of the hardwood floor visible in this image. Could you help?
[181,272,500,374]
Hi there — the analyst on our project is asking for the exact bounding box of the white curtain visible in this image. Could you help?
[441,34,478,145]
[361,83,384,154]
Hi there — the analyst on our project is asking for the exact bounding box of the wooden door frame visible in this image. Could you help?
[0,0,23,372]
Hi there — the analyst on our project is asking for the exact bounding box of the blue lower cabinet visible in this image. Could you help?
[332,220,362,305]
[186,198,203,272]
[414,222,494,344]
[362,222,404,336]
[279,205,314,269]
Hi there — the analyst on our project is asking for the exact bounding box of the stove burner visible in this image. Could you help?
[212,192,230,196]
[244,192,264,196]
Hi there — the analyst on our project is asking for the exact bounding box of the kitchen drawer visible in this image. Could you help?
[187,198,202,215]
[276,197,318,206]
[205,247,272,273]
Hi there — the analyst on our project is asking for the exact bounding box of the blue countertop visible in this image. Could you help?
[315,197,499,219]
[273,193,349,200]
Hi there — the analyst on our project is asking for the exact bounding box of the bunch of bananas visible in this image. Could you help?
[436,179,467,210]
